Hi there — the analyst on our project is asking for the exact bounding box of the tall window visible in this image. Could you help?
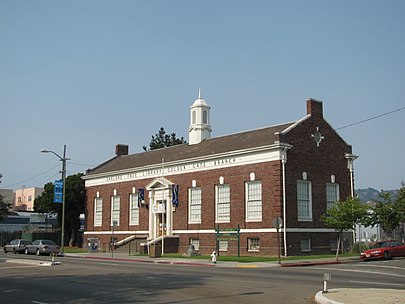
[94,197,102,227]
[297,180,312,221]
[111,195,120,226]
[246,181,262,221]
[129,193,139,225]
[216,184,230,222]
[189,187,202,224]
[203,110,208,124]
[326,183,339,210]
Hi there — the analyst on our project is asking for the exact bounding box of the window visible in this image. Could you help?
[330,238,338,252]
[129,193,139,225]
[190,239,200,251]
[18,197,22,203]
[203,110,208,124]
[300,238,311,252]
[248,238,260,251]
[111,195,120,226]
[28,195,32,202]
[326,183,339,210]
[218,240,228,251]
[297,180,312,221]
[246,181,262,221]
[216,184,230,222]
[192,110,196,124]
[94,197,103,227]
[189,187,202,224]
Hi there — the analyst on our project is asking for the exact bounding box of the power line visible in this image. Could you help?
[335,105,405,131]
[2,164,60,188]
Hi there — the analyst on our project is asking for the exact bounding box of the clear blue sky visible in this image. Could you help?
[1,0,404,191]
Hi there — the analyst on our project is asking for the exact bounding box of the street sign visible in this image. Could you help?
[54,180,63,203]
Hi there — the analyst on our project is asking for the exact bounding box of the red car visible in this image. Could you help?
[361,240,405,261]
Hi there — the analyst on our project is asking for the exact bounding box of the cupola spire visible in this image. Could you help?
[188,89,212,145]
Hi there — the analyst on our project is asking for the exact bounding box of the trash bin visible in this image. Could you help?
[149,243,162,258]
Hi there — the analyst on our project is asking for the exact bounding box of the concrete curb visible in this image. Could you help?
[315,290,344,304]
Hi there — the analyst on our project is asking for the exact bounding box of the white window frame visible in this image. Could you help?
[297,180,312,221]
[248,238,260,251]
[218,240,228,252]
[94,197,103,227]
[111,195,120,226]
[215,184,230,223]
[300,238,311,252]
[190,238,200,251]
[188,187,202,224]
[326,183,340,210]
[246,181,262,222]
[129,193,139,226]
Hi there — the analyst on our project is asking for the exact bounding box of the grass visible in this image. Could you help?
[62,246,358,262]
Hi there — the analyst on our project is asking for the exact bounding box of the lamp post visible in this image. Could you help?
[41,145,69,255]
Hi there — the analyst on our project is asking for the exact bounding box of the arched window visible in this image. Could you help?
[192,111,196,124]
[203,110,208,124]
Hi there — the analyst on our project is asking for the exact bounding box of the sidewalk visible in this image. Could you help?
[63,252,404,304]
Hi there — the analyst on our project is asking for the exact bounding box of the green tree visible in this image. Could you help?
[322,197,368,261]
[0,193,12,220]
[364,189,405,238]
[143,127,186,151]
[34,173,86,246]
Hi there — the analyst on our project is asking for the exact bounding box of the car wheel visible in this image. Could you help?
[3,248,7,254]
[25,248,29,255]
[36,249,40,256]
[383,251,391,260]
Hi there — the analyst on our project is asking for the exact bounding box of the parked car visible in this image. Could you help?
[360,240,405,261]
[24,240,60,256]
[3,239,31,254]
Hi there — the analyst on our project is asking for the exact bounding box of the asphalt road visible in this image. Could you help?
[1,253,404,304]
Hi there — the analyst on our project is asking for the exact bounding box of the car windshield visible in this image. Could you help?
[42,240,56,245]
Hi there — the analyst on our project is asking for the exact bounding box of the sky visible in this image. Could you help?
[1,0,404,192]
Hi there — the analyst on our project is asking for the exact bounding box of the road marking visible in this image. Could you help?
[310,267,405,278]
[357,264,405,271]
[32,301,50,304]
[349,280,404,287]
[1,265,39,270]
[96,262,120,266]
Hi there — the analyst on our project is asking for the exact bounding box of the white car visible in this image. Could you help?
[3,239,31,254]
[24,240,60,256]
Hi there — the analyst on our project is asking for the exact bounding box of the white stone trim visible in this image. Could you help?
[84,144,292,187]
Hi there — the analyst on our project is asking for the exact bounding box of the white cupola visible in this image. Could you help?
[188,89,212,145]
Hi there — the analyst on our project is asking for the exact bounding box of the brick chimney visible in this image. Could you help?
[115,144,129,156]
[306,98,323,118]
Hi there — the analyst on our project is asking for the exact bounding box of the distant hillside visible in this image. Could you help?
[355,188,399,203]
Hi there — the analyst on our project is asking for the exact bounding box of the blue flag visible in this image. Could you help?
[172,184,179,207]
[54,180,63,203]
[138,188,145,207]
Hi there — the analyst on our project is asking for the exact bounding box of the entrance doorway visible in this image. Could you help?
[156,200,167,236]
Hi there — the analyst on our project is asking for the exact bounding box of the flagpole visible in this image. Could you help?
[161,155,165,256]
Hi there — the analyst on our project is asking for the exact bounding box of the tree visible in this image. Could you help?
[322,197,368,261]
[364,189,405,239]
[0,193,12,220]
[34,173,86,247]
[143,127,186,151]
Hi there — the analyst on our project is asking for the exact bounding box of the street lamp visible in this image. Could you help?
[41,145,69,255]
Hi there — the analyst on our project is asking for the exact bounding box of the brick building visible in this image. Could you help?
[83,93,358,256]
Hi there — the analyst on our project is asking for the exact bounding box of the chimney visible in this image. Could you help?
[306,98,323,118]
[115,144,129,156]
